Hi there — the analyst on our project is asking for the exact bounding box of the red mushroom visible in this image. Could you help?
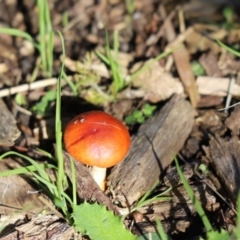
[63,111,131,190]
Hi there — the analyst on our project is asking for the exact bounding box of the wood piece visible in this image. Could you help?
[196,76,240,96]
[159,5,200,107]
[199,51,223,77]
[108,95,195,206]
[0,214,80,240]
[0,99,20,146]
[197,95,223,108]
[207,134,240,205]
[63,151,119,214]
[225,105,240,134]
[171,46,200,107]
[163,163,194,187]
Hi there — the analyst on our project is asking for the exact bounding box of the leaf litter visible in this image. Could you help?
[0,0,240,239]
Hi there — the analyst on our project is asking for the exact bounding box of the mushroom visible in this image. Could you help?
[63,111,131,190]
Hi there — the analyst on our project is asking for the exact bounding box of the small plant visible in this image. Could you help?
[31,90,56,117]
[72,54,112,104]
[96,29,125,97]
[96,29,173,101]
[222,6,234,30]
[125,103,157,125]
[132,180,172,213]
[191,61,205,76]
[125,0,135,16]
[125,0,135,23]
[14,93,27,106]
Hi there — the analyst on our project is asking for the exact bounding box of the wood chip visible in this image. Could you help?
[199,51,223,77]
[0,99,20,146]
[207,135,240,205]
[225,105,240,134]
[1,214,79,240]
[196,76,240,96]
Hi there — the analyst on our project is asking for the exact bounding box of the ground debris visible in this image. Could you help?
[207,134,240,205]
[0,99,20,146]
[0,214,80,240]
[131,183,219,235]
[1,0,240,238]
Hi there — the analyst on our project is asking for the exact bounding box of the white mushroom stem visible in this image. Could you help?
[91,166,107,191]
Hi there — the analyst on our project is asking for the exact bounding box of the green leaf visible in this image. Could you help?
[217,40,240,57]
[175,157,214,233]
[207,229,230,240]
[136,115,145,123]
[72,202,137,240]
[15,93,27,106]
[191,61,205,76]
[0,28,39,50]
[125,115,137,125]
[31,90,56,116]
[142,104,157,117]
[223,7,234,24]
[133,110,143,119]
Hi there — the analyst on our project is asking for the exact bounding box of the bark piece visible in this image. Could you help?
[108,95,195,206]
[0,214,79,240]
[225,105,240,134]
[199,51,223,77]
[0,99,20,146]
[208,134,240,205]
[197,95,223,108]
[163,163,194,187]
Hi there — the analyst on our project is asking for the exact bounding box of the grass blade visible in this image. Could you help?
[0,163,56,177]
[174,157,214,233]
[0,28,40,50]
[55,30,65,197]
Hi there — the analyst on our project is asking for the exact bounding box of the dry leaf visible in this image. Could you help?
[131,60,184,102]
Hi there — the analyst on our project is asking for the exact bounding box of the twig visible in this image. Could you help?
[224,76,234,114]
[0,78,58,97]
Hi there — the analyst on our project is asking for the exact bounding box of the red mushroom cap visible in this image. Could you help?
[63,111,131,168]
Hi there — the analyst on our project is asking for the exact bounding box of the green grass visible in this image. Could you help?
[0,32,71,221]
[96,29,125,97]
[96,29,173,101]
[0,0,54,77]
[37,0,54,77]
